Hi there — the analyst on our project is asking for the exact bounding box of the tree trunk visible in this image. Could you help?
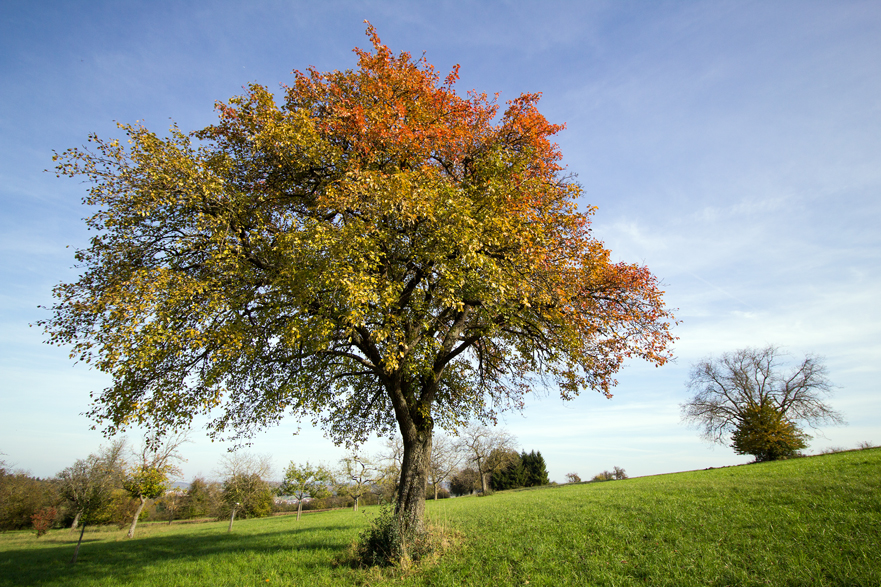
[70,511,81,532]
[296,499,302,521]
[126,496,147,538]
[227,505,237,532]
[70,523,87,564]
[353,496,358,512]
[396,427,432,533]
[477,459,489,495]
[433,482,439,501]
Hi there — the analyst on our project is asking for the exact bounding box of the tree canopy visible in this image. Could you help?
[43,25,675,533]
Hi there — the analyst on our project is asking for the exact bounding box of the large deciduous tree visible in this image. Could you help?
[42,25,675,535]
[681,346,844,459]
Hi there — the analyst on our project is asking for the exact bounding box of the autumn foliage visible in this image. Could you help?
[44,25,675,538]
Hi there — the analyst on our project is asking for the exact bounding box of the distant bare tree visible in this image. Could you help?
[337,453,376,511]
[682,346,844,455]
[217,453,274,531]
[456,424,517,494]
[428,434,462,500]
[373,436,404,503]
[566,472,581,484]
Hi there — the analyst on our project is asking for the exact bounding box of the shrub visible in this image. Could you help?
[0,473,59,531]
[355,505,432,567]
[731,404,809,462]
[449,468,480,496]
[566,473,581,483]
[31,507,57,537]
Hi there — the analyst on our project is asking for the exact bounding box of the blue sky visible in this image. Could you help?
[2,0,879,483]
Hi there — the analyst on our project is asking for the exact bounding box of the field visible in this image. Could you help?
[1,449,879,586]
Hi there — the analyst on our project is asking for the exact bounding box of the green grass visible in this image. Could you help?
[2,449,879,586]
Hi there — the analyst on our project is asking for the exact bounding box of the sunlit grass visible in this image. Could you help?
[1,448,879,586]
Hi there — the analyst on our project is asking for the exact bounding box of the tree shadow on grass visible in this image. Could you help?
[0,522,358,587]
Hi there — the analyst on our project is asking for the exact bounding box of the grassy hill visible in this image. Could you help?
[1,448,879,586]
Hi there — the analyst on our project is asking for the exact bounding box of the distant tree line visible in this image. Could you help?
[0,423,552,538]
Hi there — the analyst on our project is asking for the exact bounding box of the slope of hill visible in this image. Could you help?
[1,449,878,586]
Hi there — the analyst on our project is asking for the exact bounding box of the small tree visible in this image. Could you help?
[123,431,187,538]
[490,450,526,491]
[218,453,273,531]
[57,440,127,564]
[565,472,581,484]
[31,507,57,537]
[372,437,404,504]
[156,491,184,524]
[591,470,613,482]
[591,467,626,482]
[280,461,333,520]
[181,477,222,519]
[337,454,376,512]
[731,403,808,462]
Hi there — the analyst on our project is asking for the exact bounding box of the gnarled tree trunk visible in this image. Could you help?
[395,425,432,533]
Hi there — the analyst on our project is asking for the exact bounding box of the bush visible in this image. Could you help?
[566,473,581,483]
[355,505,432,567]
[591,467,627,482]
[592,471,613,482]
[31,507,57,537]
[0,473,59,531]
[731,404,809,462]
[450,468,480,496]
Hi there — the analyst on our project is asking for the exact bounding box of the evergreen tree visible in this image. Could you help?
[490,451,526,490]
[522,451,549,487]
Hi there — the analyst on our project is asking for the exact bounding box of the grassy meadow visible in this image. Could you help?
[1,448,879,586]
